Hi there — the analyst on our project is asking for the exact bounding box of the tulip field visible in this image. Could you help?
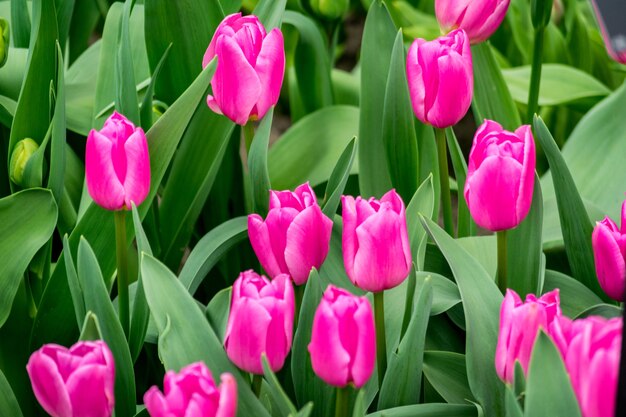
[2,0,626,416]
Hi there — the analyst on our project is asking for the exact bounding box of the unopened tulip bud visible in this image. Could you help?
[9,138,38,186]
[531,0,552,29]
[592,200,626,301]
[0,18,9,67]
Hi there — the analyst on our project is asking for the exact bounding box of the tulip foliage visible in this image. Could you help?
[1,0,626,417]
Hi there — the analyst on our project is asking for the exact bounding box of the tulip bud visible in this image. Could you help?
[464,120,536,232]
[9,138,39,186]
[309,0,350,20]
[203,13,285,125]
[495,289,561,383]
[86,111,151,211]
[435,0,511,44]
[342,189,412,293]
[406,29,473,129]
[592,201,626,301]
[224,271,295,374]
[531,0,552,29]
[308,285,376,388]
[27,340,115,417]
[144,362,237,417]
[248,183,333,286]
[0,18,9,67]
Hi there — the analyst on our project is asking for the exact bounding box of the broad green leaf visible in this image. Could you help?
[542,269,602,318]
[505,386,523,417]
[322,137,357,218]
[269,105,359,190]
[422,351,474,404]
[367,403,478,417]
[262,355,298,416]
[141,253,270,417]
[524,332,581,417]
[430,274,461,315]
[140,43,171,131]
[115,0,140,125]
[55,0,75,53]
[575,304,622,319]
[253,0,287,29]
[77,238,136,417]
[0,189,56,327]
[205,287,231,342]
[382,30,419,204]
[420,216,504,417]
[352,390,366,417]
[50,43,69,231]
[67,0,100,63]
[63,234,84,329]
[406,175,434,270]
[79,311,103,341]
[358,0,395,197]
[0,368,23,417]
[10,0,30,48]
[248,109,274,215]
[445,128,474,238]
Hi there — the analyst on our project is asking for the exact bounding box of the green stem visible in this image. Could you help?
[114,210,129,337]
[374,291,387,387]
[335,387,350,417]
[526,26,545,123]
[294,284,304,328]
[435,128,454,237]
[252,374,263,398]
[243,121,255,154]
[497,230,508,293]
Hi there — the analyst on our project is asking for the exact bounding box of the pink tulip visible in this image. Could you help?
[308,285,376,388]
[248,183,333,286]
[592,201,626,301]
[86,111,150,211]
[435,0,511,44]
[26,341,115,417]
[224,271,294,374]
[342,189,412,293]
[203,13,285,125]
[464,120,536,231]
[495,289,562,383]
[406,29,473,129]
[144,362,237,417]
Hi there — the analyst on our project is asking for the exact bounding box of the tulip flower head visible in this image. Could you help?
[248,183,333,286]
[435,0,511,44]
[144,362,237,417]
[406,29,473,129]
[342,189,412,293]
[495,289,561,383]
[86,112,150,211]
[224,271,295,374]
[308,285,376,388]
[592,200,626,301]
[203,13,285,125]
[27,340,115,417]
[464,120,536,232]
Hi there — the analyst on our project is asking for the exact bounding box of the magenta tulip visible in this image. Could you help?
[86,111,150,211]
[26,341,115,417]
[308,285,376,388]
[464,120,536,231]
[342,189,412,293]
[406,29,473,129]
[224,271,294,374]
[248,183,333,286]
[435,0,511,44]
[144,362,237,417]
[592,201,626,301]
[495,289,562,383]
[203,13,285,125]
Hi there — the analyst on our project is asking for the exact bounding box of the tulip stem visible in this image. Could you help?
[374,291,387,386]
[335,387,350,417]
[527,26,545,123]
[243,122,255,154]
[252,374,263,397]
[497,230,508,293]
[294,284,304,328]
[435,128,455,237]
[114,210,130,337]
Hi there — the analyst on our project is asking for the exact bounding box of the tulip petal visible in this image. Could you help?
[254,28,285,120]
[341,196,358,280]
[207,95,223,115]
[27,353,72,417]
[216,374,237,417]
[86,130,126,210]
[350,300,376,388]
[248,214,285,278]
[65,364,114,417]
[123,129,151,209]
[514,125,535,223]
[427,51,472,128]
[406,39,429,124]
[144,387,169,417]
[203,13,242,68]
[592,223,626,301]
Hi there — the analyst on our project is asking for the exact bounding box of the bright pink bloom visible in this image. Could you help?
[308,285,376,388]
[144,362,237,417]
[435,0,511,44]
[342,189,412,293]
[203,13,285,125]
[224,271,294,374]
[248,183,333,286]
[86,111,150,211]
[26,341,115,417]
[592,201,626,301]
[465,120,536,231]
[495,289,561,383]
[406,29,473,128]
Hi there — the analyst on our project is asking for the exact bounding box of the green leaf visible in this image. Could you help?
[422,351,474,404]
[10,0,30,48]
[542,269,602,318]
[254,0,287,29]
[262,355,298,416]
[77,238,136,417]
[382,30,419,204]
[420,216,504,417]
[63,234,85,329]
[269,105,359,190]
[248,109,274,215]
[205,287,231,342]
[533,116,604,298]
[367,403,478,417]
[352,390,366,417]
[115,0,140,125]
[322,137,357,218]
[505,386,523,417]
[0,368,23,417]
[0,189,57,327]
[430,274,461,315]
[575,303,622,319]
[445,128,474,238]
[141,253,270,417]
[79,311,103,341]
[49,42,67,216]
[406,175,434,270]
[140,43,171,131]
[379,275,432,408]
[524,332,581,417]
[358,0,395,197]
